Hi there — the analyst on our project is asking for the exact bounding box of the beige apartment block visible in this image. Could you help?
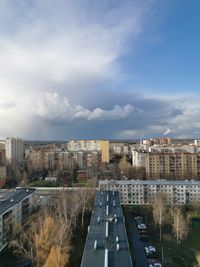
[0,166,6,187]
[132,149,200,180]
[0,166,6,179]
[146,152,200,179]
[67,140,109,163]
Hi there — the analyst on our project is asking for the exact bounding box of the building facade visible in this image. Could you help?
[0,166,6,188]
[99,179,200,206]
[5,137,24,162]
[0,188,36,252]
[132,150,200,180]
[26,146,102,172]
[67,140,109,163]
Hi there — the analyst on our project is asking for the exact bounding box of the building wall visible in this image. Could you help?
[146,152,200,179]
[99,180,200,206]
[0,149,6,165]
[27,146,102,172]
[5,137,24,162]
[0,189,36,252]
[99,140,109,163]
[132,150,200,180]
[0,166,6,179]
[67,140,109,163]
[132,151,147,168]
[0,166,6,188]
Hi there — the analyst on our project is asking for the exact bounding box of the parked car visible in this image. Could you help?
[134,216,143,224]
[137,223,147,230]
[144,245,156,256]
[134,216,143,221]
[148,258,162,267]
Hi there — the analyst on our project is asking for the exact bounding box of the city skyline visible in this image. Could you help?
[0,0,200,140]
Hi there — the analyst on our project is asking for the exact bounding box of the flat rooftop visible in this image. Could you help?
[99,179,200,186]
[81,191,132,267]
[0,188,35,215]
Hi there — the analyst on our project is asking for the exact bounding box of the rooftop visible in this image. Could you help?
[0,188,35,215]
[81,190,132,267]
[99,179,200,186]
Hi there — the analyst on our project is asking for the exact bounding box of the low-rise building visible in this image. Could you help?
[0,188,36,252]
[99,179,200,206]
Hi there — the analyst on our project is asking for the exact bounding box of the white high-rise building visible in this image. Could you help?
[5,137,24,162]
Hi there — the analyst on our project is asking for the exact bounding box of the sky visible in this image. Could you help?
[0,0,200,140]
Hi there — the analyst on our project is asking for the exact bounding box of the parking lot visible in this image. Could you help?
[124,209,162,267]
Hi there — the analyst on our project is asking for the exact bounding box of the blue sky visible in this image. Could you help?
[120,0,200,94]
[0,0,200,140]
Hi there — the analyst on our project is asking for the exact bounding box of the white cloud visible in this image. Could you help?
[35,92,134,122]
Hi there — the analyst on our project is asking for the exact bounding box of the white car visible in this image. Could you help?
[137,223,147,230]
[149,263,162,267]
[145,246,156,255]
[148,259,162,267]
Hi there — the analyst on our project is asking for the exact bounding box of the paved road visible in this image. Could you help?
[125,212,149,267]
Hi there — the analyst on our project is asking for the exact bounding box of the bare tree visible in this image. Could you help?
[171,207,188,245]
[43,245,69,267]
[11,205,71,267]
[119,156,133,178]
[79,189,95,227]
[153,192,167,242]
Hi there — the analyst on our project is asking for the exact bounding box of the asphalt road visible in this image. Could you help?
[125,212,149,267]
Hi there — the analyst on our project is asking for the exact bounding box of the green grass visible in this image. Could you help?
[149,227,200,267]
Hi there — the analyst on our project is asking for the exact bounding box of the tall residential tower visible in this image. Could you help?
[5,137,24,162]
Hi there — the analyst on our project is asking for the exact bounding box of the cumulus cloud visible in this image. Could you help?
[35,93,135,122]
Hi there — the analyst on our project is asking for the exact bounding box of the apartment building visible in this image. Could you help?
[0,149,6,165]
[132,150,200,179]
[146,152,200,179]
[26,146,102,172]
[149,145,197,154]
[0,166,6,188]
[67,140,109,163]
[5,137,24,162]
[0,188,36,252]
[142,137,172,146]
[99,179,200,206]
[132,150,147,168]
